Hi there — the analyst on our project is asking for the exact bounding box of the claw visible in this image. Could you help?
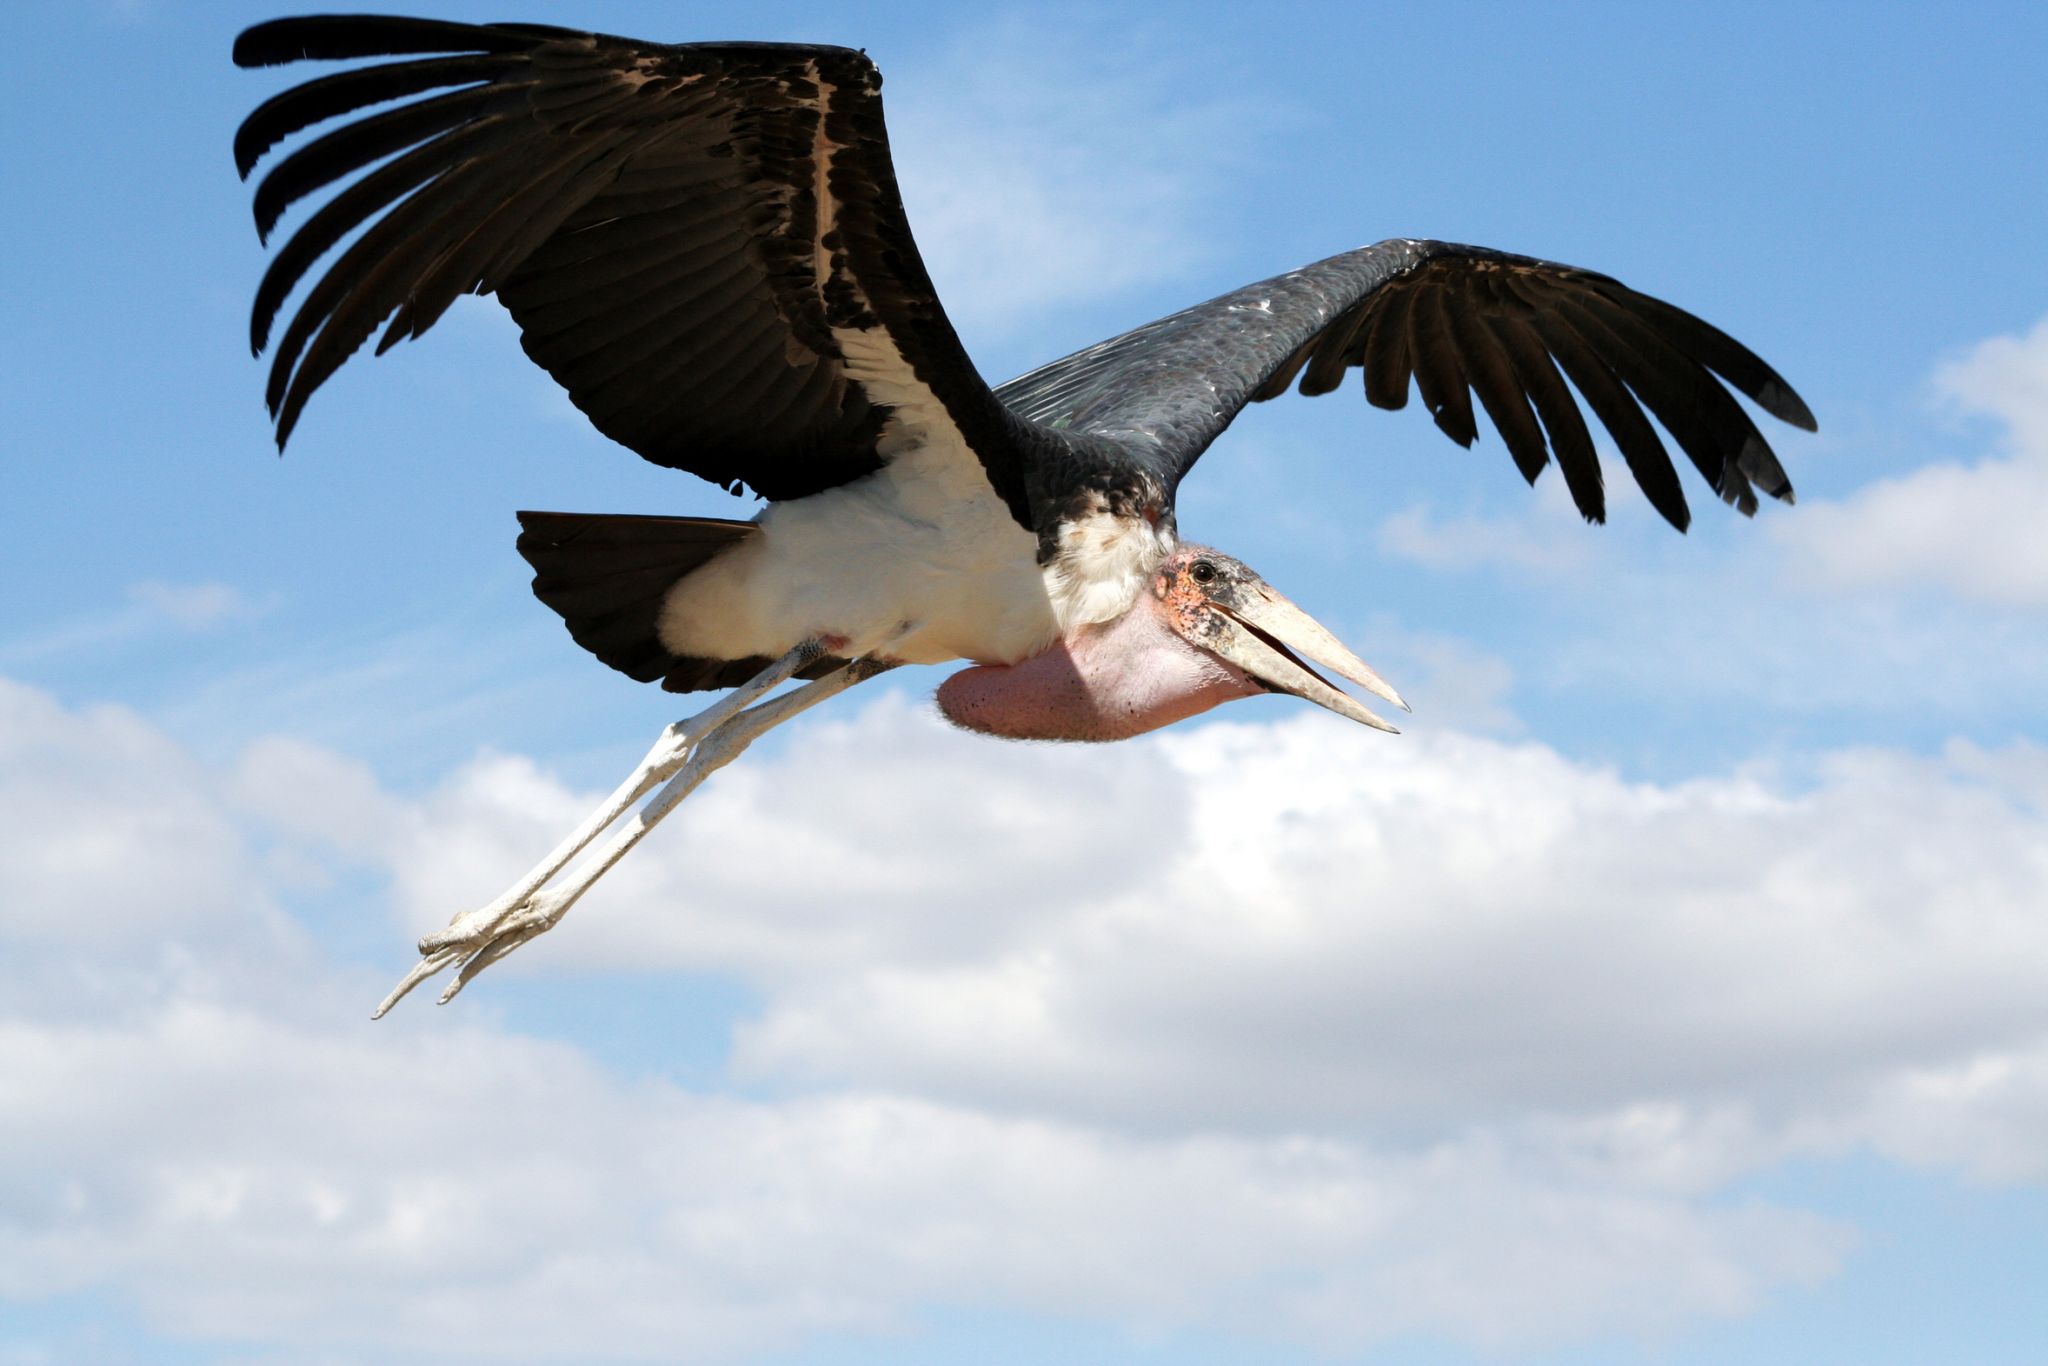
[372,946,464,1019]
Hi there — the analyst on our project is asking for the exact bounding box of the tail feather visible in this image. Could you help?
[515,511,844,693]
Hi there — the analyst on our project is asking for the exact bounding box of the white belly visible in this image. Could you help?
[655,316,1174,670]
[656,438,1057,667]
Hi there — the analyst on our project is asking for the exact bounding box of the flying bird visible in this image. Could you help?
[232,15,1816,1016]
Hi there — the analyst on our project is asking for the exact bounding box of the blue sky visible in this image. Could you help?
[3,1,2046,1362]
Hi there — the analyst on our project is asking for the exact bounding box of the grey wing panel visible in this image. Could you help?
[996,240,1815,529]
[997,242,1433,479]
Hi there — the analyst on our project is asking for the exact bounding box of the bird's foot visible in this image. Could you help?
[374,882,590,1018]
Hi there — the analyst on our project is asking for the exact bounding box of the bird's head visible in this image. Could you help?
[1145,546,1408,731]
[937,545,1407,742]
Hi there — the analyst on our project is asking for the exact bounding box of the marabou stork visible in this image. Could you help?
[231,16,1816,1016]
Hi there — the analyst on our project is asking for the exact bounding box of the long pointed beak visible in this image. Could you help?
[1209,585,1409,734]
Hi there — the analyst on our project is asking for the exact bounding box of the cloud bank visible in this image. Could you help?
[1787,316,2048,607]
[5,678,2046,1362]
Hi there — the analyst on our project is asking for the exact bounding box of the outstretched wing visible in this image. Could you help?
[996,239,1816,530]
[235,15,1027,513]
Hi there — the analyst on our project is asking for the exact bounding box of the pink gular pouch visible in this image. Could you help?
[936,548,1408,743]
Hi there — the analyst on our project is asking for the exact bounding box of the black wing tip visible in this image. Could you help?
[251,173,297,242]
[1432,409,1478,449]
[233,127,266,179]
[272,397,306,450]
[233,15,527,68]
[234,16,389,68]
[1746,472,1796,510]
[232,17,305,68]
[1603,282,1820,435]
[1761,380,1819,433]
[1647,484,1691,533]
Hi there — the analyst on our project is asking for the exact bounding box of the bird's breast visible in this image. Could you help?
[657,438,1057,667]
[658,441,1182,672]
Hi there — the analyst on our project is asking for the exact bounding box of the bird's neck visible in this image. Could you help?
[1040,502,1176,635]
[935,595,1256,743]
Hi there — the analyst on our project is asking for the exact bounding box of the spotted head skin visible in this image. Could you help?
[936,545,1408,742]
[1153,548,1265,657]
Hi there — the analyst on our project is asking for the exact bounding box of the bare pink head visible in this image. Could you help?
[937,547,1407,742]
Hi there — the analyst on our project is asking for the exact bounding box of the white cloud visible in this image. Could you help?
[0,996,1846,1361]
[0,581,269,667]
[1380,631,1522,735]
[393,697,2048,1179]
[231,735,403,865]
[5,679,2048,1361]
[1375,474,1595,576]
[0,678,234,941]
[706,713,2048,1147]
[1785,315,2048,607]
[125,580,259,629]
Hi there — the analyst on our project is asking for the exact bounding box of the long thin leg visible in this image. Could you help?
[416,638,834,954]
[372,637,906,1018]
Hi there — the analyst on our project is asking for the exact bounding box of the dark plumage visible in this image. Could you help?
[514,512,849,692]
[997,243,1813,531]
[236,16,1810,552]
[235,15,1032,517]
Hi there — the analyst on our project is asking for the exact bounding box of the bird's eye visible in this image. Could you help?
[1190,560,1217,584]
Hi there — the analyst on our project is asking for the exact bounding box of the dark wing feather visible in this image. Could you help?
[1449,300,1547,487]
[235,16,1029,516]
[996,239,1814,529]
